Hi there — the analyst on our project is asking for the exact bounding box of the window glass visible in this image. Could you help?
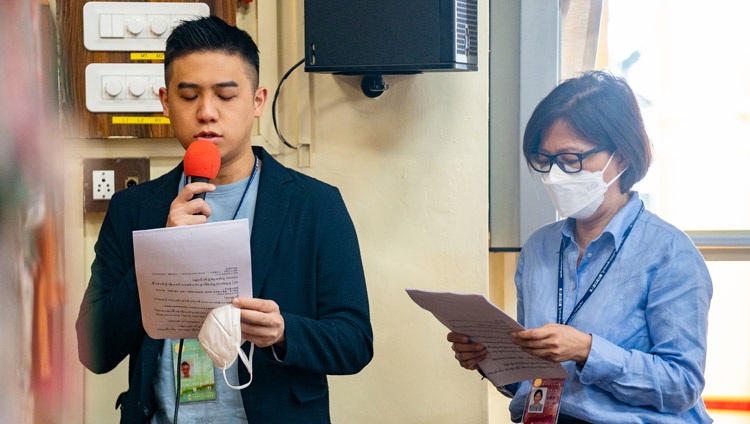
[703,261,750,422]
[605,2,750,420]
[607,0,750,232]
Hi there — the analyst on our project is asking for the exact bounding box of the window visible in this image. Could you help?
[604,1,750,420]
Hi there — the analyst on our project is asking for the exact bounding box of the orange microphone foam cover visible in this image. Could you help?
[183,139,221,180]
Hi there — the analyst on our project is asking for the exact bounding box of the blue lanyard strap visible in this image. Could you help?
[556,201,644,325]
[232,155,259,220]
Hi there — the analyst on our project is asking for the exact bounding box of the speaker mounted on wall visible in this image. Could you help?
[304,0,478,97]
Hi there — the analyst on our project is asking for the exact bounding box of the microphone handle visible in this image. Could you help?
[188,176,210,200]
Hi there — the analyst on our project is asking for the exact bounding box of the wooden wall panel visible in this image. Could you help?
[58,0,235,139]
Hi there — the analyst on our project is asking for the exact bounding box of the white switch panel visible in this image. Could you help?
[83,2,210,51]
[86,63,165,113]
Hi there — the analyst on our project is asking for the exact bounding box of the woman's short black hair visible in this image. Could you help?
[522,70,652,193]
[164,15,260,88]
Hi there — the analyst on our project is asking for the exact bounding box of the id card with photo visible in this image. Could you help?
[172,339,216,403]
[523,378,564,424]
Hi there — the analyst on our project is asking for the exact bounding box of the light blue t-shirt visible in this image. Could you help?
[507,192,713,423]
[151,167,260,424]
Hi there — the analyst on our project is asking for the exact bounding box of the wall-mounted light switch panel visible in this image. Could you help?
[85,63,165,113]
[83,2,210,51]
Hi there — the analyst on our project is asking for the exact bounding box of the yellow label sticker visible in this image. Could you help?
[112,116,170,125]
[130,52,165,61]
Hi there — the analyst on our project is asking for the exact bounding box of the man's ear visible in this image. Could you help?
[253,86,268,119]
[158,87,170,118]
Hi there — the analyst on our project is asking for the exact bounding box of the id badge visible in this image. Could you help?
[522,378,564,424]
[172,339,216,403]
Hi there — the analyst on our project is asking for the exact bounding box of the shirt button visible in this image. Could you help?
[586,252,592,258]
[571,284,577,291]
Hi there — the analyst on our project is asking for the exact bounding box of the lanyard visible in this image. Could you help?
[556,201,644,325]
[231,155,259,220]
[185,154,259,220]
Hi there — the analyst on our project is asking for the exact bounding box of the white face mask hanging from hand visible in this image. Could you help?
[541,152,627,219]
[198,304,254,390]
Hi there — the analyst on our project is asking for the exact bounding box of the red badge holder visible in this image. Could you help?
[522,378,565,424]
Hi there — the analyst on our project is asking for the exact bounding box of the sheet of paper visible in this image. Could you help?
[133,219,252,339]
[406,288,568,387]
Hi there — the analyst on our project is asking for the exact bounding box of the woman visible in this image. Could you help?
[528,389,544,413]
[449,71,712,423]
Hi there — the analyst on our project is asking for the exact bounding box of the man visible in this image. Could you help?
[76,16,373,423]
[180,362,190,379]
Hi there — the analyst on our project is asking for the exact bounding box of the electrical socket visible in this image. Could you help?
[83,157,150,213]
[93,170,115,200]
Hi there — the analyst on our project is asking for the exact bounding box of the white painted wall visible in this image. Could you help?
[297,69,492,423]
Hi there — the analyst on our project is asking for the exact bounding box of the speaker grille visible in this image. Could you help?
[304,0,478,73]
[456,0,478,63]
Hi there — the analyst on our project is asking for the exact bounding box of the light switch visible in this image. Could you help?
[104,78,123,98]
[86,64,165,113]
[151,79,164,97]
[111,14,125,38]
[128,78,147,97]
[150,16,169,36]
[99,14,112,38]
[83,2,210,51]
[126,17,146,36]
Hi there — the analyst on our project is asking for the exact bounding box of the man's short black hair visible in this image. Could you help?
[164,15,260,88]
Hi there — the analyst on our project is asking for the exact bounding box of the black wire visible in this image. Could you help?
[173,338,184,424]
[272,58,305,150]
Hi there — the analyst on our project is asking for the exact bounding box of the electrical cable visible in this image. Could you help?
[272,58,305,150]
[173,338,184,423]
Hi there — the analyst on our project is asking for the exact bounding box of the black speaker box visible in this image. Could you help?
[304,0,478,75]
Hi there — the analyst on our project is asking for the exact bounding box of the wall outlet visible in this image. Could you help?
[84,157,150,213]
[93,169,115,200]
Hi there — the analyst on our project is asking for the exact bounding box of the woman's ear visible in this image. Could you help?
[616,152,630,172]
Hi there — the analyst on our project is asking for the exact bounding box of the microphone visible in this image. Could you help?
[183,139,221,200]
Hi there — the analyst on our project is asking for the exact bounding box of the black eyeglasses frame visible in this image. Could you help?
[529,146,608,174]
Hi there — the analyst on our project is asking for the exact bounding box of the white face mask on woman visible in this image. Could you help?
[541,152,626,219]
